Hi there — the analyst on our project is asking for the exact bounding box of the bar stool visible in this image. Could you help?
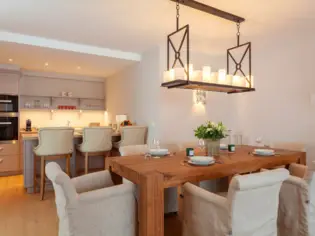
[76,127,112,175]
[33,127,74,200]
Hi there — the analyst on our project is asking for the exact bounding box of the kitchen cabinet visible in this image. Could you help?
[0,143,20,175]
[20,75,104,99]
[0,72,20,95]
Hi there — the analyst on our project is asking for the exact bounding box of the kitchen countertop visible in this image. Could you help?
[20,130,121,141]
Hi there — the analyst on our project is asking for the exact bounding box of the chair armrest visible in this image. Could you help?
[278,176,309,236]
[289,163,307,178]
[71,170,114,194]
[182,183,230,235]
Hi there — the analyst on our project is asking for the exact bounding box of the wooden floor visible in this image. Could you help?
[0,175,182,236]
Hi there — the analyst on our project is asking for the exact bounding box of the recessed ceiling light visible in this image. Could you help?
[77,66,81,70]
[44,62,49,67]
[8,58,13,62]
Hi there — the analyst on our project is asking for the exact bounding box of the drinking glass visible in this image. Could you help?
[198,139,205,151]
[152,138,160,150]
[255,137,263,147]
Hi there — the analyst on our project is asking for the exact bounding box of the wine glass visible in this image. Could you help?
[152,138,160,150]
[255,137,262,147]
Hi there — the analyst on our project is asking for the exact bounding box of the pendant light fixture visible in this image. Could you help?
[161,0,255,94]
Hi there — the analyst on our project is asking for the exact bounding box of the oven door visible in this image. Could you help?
[0,95,18,113]
[0,116,18,142]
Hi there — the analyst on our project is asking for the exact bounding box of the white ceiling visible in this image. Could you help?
[0,0,314,77]
[0,42,136,77]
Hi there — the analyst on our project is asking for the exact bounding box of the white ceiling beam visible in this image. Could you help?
[0,31,141,62]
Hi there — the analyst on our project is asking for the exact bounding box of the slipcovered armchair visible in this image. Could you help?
[182,168,289,236]
[46,162,137,236]
[278,163,315,236]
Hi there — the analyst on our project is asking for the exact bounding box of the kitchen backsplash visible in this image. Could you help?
[20,110,109,128]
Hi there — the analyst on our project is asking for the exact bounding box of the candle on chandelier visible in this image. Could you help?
[210,72,218,83]
[185,64,194,80]
[218,69,227,84]
[193,70,202,82]
[226,74,233,85]
[202,66,211,82]
[245,75,254,88]
[233,75,246,87]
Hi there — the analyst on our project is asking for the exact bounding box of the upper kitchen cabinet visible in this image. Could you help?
[0,70,20,95]
[20,73,105,99]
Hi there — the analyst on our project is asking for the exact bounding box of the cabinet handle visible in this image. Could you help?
[0,159,3,164]
[0,100,12,103]
[0,122,11,125]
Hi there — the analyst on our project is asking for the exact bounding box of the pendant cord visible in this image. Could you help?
[236,22,240,46]
[176,1,180,30]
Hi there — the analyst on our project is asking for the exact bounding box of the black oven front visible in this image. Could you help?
[0,95,18,113]
[0,114,18,143]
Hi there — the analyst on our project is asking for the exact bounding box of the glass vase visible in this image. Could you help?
[204,139,220,156]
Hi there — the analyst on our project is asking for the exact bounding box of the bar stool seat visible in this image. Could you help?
[33,127,74,200]
[76,127,112,175]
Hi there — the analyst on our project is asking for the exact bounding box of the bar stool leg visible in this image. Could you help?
[85,153,89,175]
[66,154,71,177]
[33,155,37,194]
[40,157,46,201]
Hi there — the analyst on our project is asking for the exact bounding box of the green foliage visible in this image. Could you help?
[194,121,227,141]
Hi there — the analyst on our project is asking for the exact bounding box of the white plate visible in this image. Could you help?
[149,149,169,156]
[254,149,275,154]
[253,151,275,156]
[188,160,215,166]
[190,156,214,164]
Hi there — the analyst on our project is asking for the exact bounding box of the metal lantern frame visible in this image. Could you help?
[162,0,255,94]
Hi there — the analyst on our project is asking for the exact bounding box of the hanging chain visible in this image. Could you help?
[236,22,241,46]
[176,0,180,30]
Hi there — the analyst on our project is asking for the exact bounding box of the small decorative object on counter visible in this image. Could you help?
[186,148,194,157]
[228,144,235,152]
[120,120,132,126]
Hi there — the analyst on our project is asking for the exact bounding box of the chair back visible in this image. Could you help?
[45,162,77,217]
[120,126,147,147]
[80,127,112,153]
[227,168,289,236]
[119,144,149,156]
[34,127,74,156]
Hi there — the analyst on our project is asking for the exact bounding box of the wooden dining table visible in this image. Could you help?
[106,145,306,236]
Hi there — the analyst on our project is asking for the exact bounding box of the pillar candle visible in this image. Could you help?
[202,66,211,82]
[218,69,227,84]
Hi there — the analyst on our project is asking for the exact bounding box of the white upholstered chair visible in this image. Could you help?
[119,144,149,156]
[76,127,112,175]
[277,163,315,236]
[46,162,137,236]
[113,126,147,149]
[182,168,289,236]
[119,144,179,214]
[33,127,74,200]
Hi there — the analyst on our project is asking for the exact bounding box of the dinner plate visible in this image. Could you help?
[252,151,275,156]
[149,149,169,156]
[188,160,215,166]
[190,156,214,164]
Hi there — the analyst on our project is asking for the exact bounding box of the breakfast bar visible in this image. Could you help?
[21,130,120,193]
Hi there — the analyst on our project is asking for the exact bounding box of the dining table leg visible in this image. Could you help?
[139,171,164,236]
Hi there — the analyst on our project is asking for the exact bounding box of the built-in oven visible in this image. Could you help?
[0,95,18,113]
[0,113,19,143]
